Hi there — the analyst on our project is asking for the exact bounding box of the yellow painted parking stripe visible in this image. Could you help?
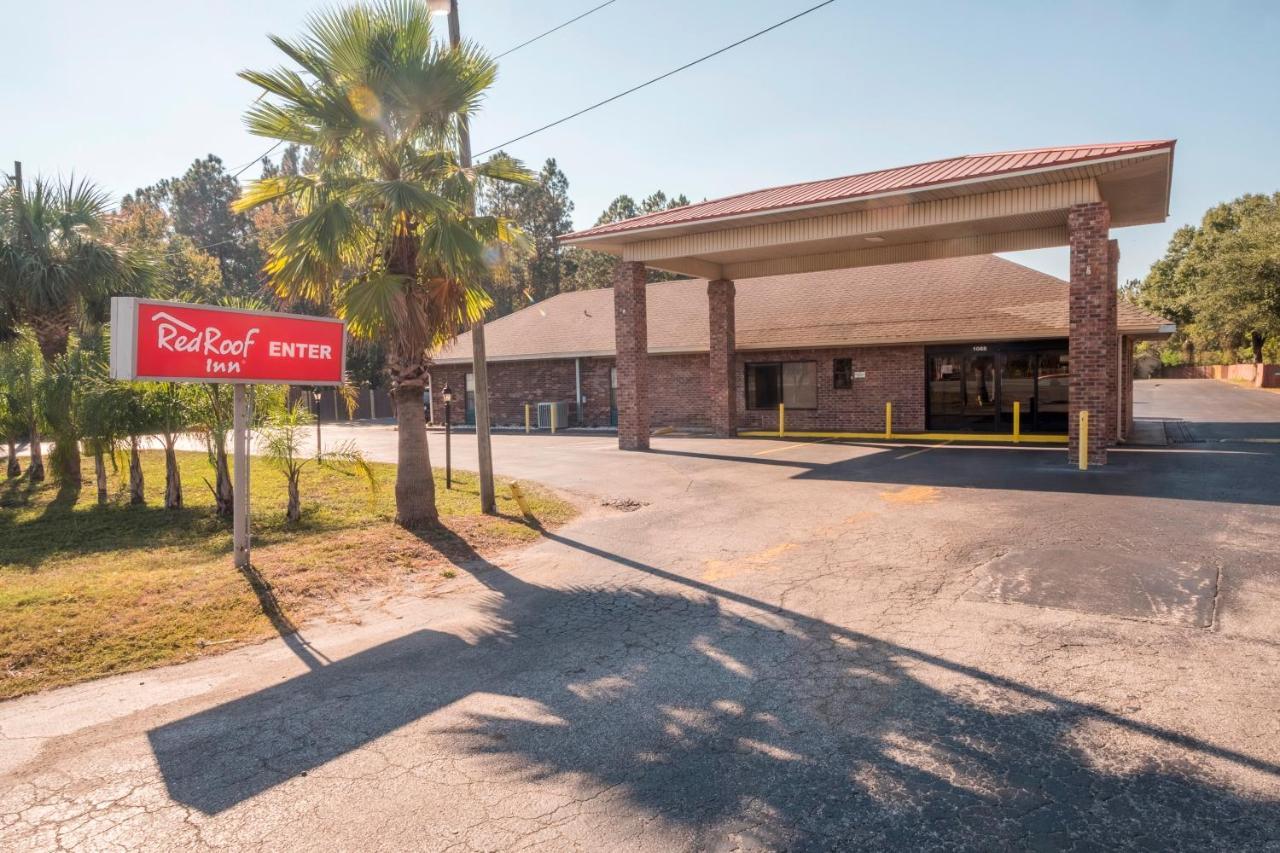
[753,438,832,456]
[896,440,952,459]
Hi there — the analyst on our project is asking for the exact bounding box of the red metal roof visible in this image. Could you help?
[564,140,1176,241]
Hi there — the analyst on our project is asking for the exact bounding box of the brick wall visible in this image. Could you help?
[735,346,926,432]
[428,357,613,428]
[431,344,925,433]
[1067,202,1113,466]
[1162,363,1280,387]
[614,261,650,450]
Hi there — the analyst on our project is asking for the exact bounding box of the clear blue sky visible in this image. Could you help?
[7,0,1279,284]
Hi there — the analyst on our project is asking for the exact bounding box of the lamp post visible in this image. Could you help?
[442,383,453,489]
[311,388,323,458]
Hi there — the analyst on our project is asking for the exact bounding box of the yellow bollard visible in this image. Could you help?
[550,404,557,434]
[525,403,531,434]
[1013,401,1021,444]
[1079,410,1089,471]
[509,481,535,522]
[885,402,892,439]
[778,403,785,437]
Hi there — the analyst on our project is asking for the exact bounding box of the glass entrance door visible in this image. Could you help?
[928,352,997,431]
[961,354,998,430]
[928,342,1070,433]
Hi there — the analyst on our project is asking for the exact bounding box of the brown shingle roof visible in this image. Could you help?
[433,255,1169,364]
[563,141,1176,242]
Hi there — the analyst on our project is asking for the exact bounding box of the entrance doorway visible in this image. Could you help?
[927,342,1069,432]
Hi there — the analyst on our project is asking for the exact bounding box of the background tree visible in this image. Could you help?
[1135,192,1280,364]
[110,196,223,303]
[563,190,691,293]
[130,156,263,300]
[480,155,574,313]
[234,0,529,527]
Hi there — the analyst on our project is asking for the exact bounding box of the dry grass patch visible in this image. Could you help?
[0,450,575,699]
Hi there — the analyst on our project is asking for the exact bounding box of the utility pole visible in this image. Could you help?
[443,0,497,514]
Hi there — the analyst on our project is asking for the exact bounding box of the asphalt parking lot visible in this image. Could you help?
[2,379,1279,850]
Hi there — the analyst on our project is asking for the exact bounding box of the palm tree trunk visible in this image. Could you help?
[286,473,301,524]
[56,437,82,487]
[393,385,437,528]
[129,436,144,505]
[164,439,182,510]
[27,419,44,482]
[28,307,73,364]
[5,436,19,479]
[94,450,109,506]
[213,433,233,517]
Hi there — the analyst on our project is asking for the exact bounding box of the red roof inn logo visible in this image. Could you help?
[110,298,346,385]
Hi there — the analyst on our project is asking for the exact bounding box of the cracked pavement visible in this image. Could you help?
[2,379,1279,850]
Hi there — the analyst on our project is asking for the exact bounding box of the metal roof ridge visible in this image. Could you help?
[563,140,1176,241]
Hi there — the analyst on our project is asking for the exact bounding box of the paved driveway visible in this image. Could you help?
[3,380,1279,850]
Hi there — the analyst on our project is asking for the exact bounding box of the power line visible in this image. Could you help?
[230,1,624,182]
[475,0,837,158]
[494,0,618,59]
[231,140,284,180]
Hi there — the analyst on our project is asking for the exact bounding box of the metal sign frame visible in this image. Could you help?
[110,297,347,386]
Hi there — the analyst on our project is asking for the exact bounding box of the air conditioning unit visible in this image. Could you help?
[536,401,567,430]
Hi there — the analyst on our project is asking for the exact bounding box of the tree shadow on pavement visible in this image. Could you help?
[147,530,1280,849]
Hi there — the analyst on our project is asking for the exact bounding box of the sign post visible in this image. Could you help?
[111,298,346,568]
[233,385,251,568]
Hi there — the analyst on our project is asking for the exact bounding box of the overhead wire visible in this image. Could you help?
[474,0,837,157]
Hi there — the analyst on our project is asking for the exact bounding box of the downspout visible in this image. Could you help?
[575,358,583,426]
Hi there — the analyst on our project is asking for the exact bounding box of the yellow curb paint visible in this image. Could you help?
[740,431,1067,445]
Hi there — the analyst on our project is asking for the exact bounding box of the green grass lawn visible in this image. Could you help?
[0,449,576,700]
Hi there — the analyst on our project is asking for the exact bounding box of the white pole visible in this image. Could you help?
[233,384,251,568]
[575,357,583,426]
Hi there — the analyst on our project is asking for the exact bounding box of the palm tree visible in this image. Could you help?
[234,0,529,527]
[262,397,376,524]
[0,175,153,483]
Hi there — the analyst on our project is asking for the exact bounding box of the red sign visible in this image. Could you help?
[110,298,346,385]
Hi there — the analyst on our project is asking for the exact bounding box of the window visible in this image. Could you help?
[745,361,818,409]
[833,358,853,389]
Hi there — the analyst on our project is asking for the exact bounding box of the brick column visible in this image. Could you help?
[1120,336,1135,440]
[1068,202,1113,467]
[613,260,650,450]
[1105,238,1120,444]
[707,279,737,437]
